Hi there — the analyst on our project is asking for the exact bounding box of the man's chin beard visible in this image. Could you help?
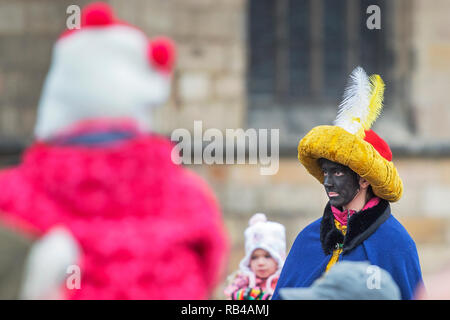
[329,198,345,208]
[329,189,361,209]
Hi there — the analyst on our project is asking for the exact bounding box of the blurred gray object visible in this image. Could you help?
[0,224,80,299]
[280,261,401,300]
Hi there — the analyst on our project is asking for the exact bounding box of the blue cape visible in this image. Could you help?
[272,201,423,300]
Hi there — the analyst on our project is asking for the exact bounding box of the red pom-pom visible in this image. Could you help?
[364,129,392,161]
[148,37,176,73]
[82,2,114,26]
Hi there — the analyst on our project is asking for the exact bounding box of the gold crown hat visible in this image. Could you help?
[297,66,403,202]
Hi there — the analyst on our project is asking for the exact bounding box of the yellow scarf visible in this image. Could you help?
[325,220,347,272]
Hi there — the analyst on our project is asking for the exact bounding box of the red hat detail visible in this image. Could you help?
[82,2,114,26]
[148,37,176,73]
[59,2,115,39]
[363,129,392,162]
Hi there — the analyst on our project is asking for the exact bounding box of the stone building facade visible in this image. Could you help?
[0,0,450,299]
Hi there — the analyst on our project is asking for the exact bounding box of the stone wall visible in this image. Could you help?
[411,0,450,141]
[0,0,247,140]
[0,0,450,299]
[0,0,91,140]
[115,0,248,134]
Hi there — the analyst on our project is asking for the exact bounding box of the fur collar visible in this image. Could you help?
[320,199,391,255]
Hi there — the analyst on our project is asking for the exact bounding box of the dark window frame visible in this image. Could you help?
[246,0,416,149]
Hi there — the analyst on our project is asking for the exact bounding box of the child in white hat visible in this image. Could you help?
[224,213,286,300]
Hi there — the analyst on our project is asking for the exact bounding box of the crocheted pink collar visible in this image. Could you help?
[331,197,381,226]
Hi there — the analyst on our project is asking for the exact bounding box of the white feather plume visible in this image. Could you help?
[334,66,371,136]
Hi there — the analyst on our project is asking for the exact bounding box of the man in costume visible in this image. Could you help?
[272,67,423,300]
[0,2,228,299]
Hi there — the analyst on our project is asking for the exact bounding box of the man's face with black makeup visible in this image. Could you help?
[318,158,360,208]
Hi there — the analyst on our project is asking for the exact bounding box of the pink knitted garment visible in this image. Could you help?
[0,123,229,299]
[224,272,278,299]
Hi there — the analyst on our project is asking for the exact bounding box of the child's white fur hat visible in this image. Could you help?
[238,213,286,291]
